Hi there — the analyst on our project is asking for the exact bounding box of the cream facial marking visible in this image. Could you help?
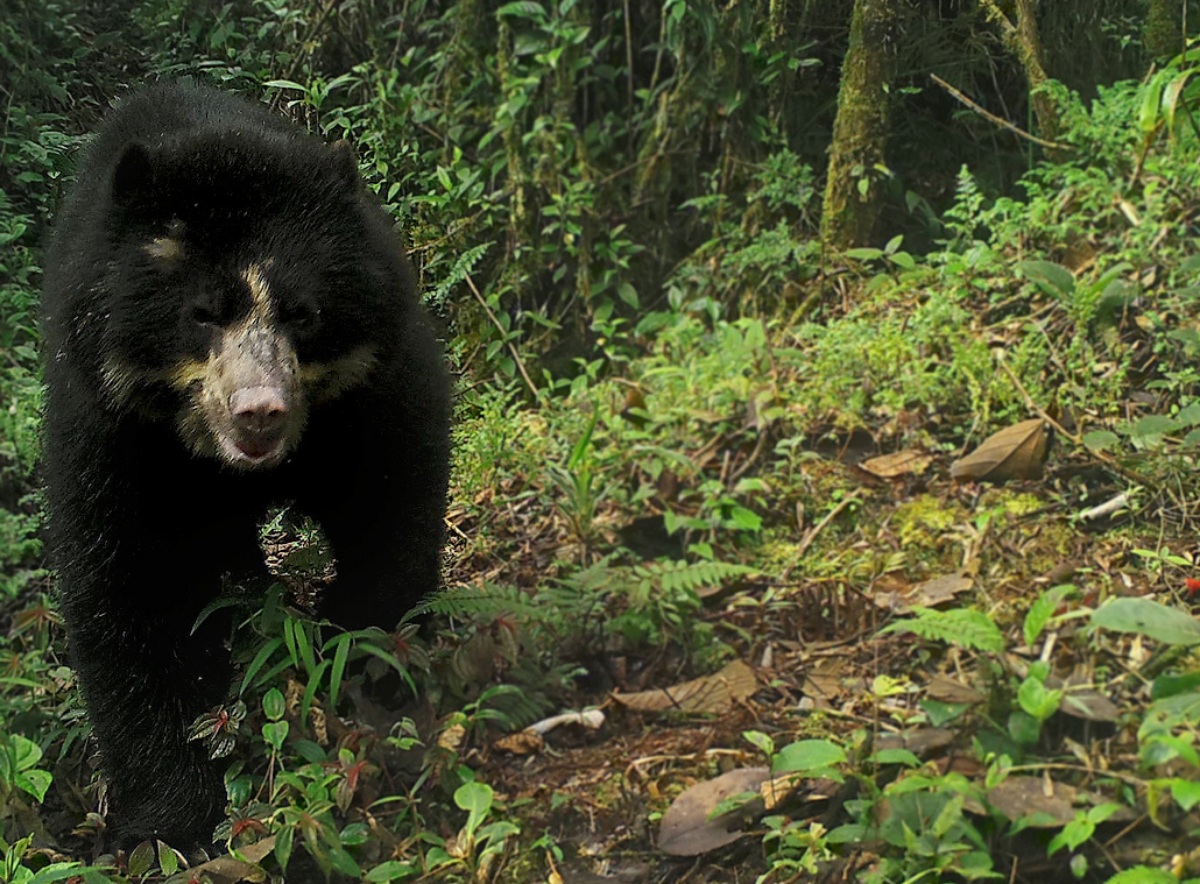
[241,259,275,323]
[144,237,184,260]
[143,219,186,261]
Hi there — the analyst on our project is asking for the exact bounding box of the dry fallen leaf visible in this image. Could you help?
[612,660,757,714]
[188,836,276,884]
[876,574,973,612]
[950,418,1051,482]
[658,767,768,856]
[967,776,1137,826]
[859,450,934,479]
[984,776,1078,826]
[875,728,955,758]
[925,674,985,705]
[494,731,544,755]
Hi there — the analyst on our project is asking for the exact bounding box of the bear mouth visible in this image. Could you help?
[217,431,287,468]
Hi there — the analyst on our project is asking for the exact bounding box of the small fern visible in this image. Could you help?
[638,559,755,596]
[429,241,492,306]
[418,584,539,621]
[879,607,1005,654]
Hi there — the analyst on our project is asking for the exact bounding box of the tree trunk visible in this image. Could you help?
[1146,0,1182,60]
[820,0,902,252]
[982,0,1059,145]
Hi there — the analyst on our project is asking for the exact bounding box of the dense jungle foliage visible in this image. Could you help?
[3,1,1200,882]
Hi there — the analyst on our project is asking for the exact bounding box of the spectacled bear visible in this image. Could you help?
[41,81,451,849]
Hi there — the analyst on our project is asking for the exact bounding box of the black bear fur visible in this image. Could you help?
[41,81,451,849]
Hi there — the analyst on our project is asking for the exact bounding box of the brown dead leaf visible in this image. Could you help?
[494,731,545,755]
[188,836,276,884]
[613,660,757,714]
[801,673,848,709]
[876,574,973,612]
[969,776,1137,826]
[658,768,768,856]
[949,419,1051,482]
[926,675,985,705]
[1059,690,1119,722]
[985,776,1078,826]
[875,728,955,758]
[860,450,934,479]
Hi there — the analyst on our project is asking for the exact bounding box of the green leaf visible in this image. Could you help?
[772,739,847,774]
[27,865,91,884]
[330,633,351,710]
[1170,778,1200,811]
[1081,430,1120,452]
[455,781,495,836]
[844,247,883,261]
[128,841,156,877]
[872,748,920,767]
[1017,676,1062,722]
[743,730,775,757]
[1017,260,1075,297]
[366,861,418,882]
[496,0,546,17]
[16,768,52,802]
[1102,869,1176,884]
[263,721,289,751]
[1092,597,1200,645]
[1024,585,1075,648]
[263,688,286,722]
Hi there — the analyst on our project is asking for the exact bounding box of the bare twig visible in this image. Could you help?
[996,355,1155,487]
[464,272,539,399]
[931,74,1068,152]
[795,494,861,561]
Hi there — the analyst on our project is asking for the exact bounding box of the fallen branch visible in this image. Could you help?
[931,73,1068,152]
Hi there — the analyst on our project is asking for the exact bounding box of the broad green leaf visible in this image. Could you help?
[1081,430,1120,452]
[1017,260,1074,297]
[366,861,417,882]
[263,688,286,722]
[1092,597,1200,645]
[455,781,495,836]
[772,739,846,774]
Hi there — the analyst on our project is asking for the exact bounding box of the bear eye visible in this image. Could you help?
[191,305,219,327]
[281,303,317,329]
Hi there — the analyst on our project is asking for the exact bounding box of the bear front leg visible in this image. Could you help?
[65,598,233,849]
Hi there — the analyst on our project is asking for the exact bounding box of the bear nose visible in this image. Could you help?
[230,386,288,434]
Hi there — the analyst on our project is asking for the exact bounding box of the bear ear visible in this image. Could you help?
[329,139,361,191]
[111,142,157,207]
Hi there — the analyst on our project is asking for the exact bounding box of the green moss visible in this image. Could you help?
[894,495,966,549]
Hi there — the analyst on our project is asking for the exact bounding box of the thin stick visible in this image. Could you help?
[931,74,1068,151]
[464,272,539,399]
[996,356,1155,487]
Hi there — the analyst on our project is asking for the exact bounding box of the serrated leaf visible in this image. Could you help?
[1092,597,1200,645]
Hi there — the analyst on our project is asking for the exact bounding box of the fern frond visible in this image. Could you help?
[430,241,493,306]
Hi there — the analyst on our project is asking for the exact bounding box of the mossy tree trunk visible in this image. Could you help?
[982,0,1059,145]
[1146,0,1182,60]
[820,0,902,252]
